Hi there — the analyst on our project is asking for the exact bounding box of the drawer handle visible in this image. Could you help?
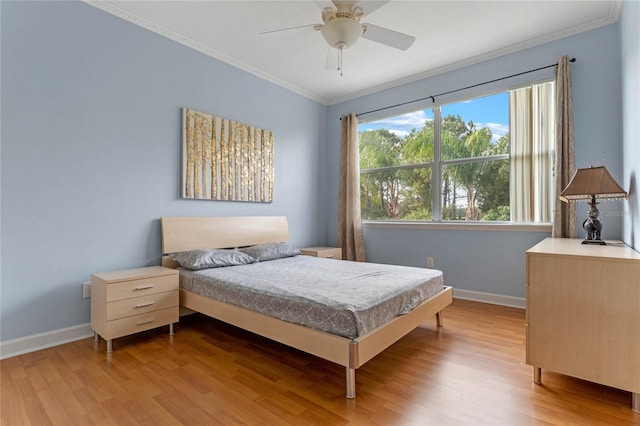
[134,284,155,291]
[136,318,155,326]
[134,301,155,308]
[326,255,334,258]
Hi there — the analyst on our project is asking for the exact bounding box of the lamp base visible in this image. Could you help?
[581,239,606,245]
[582,198,603,244]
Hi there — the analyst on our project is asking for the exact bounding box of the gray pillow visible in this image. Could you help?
[240,243,301,262]
[171,249,255,270]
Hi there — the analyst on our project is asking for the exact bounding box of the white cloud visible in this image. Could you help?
[363,111,432,135]
[478,122,509,142]
[362,112,507,143]
[389,129,410,138]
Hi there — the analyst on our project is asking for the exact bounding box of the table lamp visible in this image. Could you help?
[559,165,627,244]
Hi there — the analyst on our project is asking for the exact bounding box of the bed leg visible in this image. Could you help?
[346,367,356,399]
[436,311,443,327]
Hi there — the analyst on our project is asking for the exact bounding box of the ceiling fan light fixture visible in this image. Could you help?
[320,17,364,49]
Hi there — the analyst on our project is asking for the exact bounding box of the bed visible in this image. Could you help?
[161,216,453,398]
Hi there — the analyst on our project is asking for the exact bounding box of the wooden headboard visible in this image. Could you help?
[161,216,290,266]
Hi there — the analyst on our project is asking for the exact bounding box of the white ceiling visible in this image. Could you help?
[88,0,620,105]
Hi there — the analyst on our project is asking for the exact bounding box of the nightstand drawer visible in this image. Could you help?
[104,307,178,339]
[106,275,177,302]
[106,290,178,321]
[300,246,343,260]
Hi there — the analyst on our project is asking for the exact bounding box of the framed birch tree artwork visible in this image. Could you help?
[182,108,274,202]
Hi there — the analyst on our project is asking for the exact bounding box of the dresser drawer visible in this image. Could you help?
[300,246,343,260]
[106,275,177,302]
[106,290,178,321]
[316,248,342,259]
[105,307,178,339]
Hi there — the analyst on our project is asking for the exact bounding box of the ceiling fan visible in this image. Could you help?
[260,1,416,75]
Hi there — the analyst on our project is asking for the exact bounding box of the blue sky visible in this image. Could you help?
[360,91,509,142]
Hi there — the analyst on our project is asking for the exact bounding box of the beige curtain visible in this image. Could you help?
[337,113,366,261]
[552,55,577,238]
[510,82,555,222]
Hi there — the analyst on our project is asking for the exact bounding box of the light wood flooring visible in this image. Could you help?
[1,299,638,425]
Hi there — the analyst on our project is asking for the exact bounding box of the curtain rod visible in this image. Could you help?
[351,57,576,118]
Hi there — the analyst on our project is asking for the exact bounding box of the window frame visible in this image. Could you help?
[358,82,554,230]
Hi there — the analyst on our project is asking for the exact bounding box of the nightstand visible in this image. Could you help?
[90,266,179,352]
[300,246,343,260]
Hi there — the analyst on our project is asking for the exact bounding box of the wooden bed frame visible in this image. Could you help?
[161,216,453,398]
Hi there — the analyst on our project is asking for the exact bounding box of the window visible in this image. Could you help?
[359,81,554,223]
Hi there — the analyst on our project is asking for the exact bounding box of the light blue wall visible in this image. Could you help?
[360,228,548,298]
[326,24,624,298]
[0,2,327,341]
[620,0,640,249]
[0,1,631,343]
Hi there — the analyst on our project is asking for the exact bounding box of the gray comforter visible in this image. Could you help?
[180,255,444,339]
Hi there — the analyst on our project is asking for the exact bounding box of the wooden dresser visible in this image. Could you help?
[91,266,179,352]
[526,238,640,412]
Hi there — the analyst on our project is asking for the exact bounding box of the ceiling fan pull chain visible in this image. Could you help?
[338,47,343,76]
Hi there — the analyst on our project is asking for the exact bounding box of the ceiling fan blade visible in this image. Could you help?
[314,1,389,16]
[325,47,339,71]
[362,23,415,50]
[357,1,390,16]
[259,24,317,36]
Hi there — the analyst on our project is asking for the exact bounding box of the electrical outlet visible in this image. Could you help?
[82,282,91,299]
[426,257,434,268]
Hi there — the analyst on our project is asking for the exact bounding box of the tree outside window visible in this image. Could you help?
[359,85,552,223]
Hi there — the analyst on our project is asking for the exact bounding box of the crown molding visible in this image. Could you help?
[83,1,330,105]
[84,0,620,107]
[327,0,622,105]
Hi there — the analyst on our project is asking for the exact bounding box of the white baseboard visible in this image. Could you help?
[0,290,524,359]
[453,288,526,309]
[0,323,93,360]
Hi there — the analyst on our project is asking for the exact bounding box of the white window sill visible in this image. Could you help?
[362,220,552,232]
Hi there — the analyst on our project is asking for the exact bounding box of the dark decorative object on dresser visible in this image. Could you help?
[559,165,627,245]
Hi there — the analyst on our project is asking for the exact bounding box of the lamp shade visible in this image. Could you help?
[559,165,627,202]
